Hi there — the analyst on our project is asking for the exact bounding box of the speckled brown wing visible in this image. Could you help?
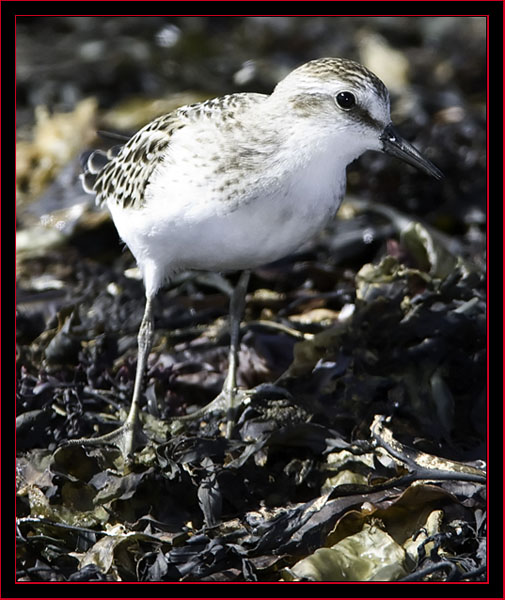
[81,93,268,210]
[82,112,186,209]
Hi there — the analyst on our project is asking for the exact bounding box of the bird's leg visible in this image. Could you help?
[170,271,251,436]
[63,295,154,458]
[223,270,250,436]
[118,294,154,455]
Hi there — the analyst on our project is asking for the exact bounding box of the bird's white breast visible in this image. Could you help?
[108,117,349,296]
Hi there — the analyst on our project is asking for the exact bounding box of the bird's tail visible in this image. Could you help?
[79,145,123,202]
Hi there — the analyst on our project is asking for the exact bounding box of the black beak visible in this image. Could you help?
[380,123,443,180]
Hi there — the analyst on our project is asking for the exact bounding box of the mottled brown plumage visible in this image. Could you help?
[83,93,267,210]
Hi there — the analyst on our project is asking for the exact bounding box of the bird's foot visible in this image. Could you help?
[61,419,148,460]
[168,387,252,439]
[171,383,291,437]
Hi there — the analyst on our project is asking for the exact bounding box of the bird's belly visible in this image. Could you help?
[177,189,340,270]
[108,182,342,289]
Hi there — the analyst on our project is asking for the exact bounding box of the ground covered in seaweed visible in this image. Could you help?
[16,16,486,582]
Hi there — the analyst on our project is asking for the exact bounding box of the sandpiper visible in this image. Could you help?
[79,57,442,457]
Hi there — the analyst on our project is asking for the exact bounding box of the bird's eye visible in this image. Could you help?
[335,91,356,110]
